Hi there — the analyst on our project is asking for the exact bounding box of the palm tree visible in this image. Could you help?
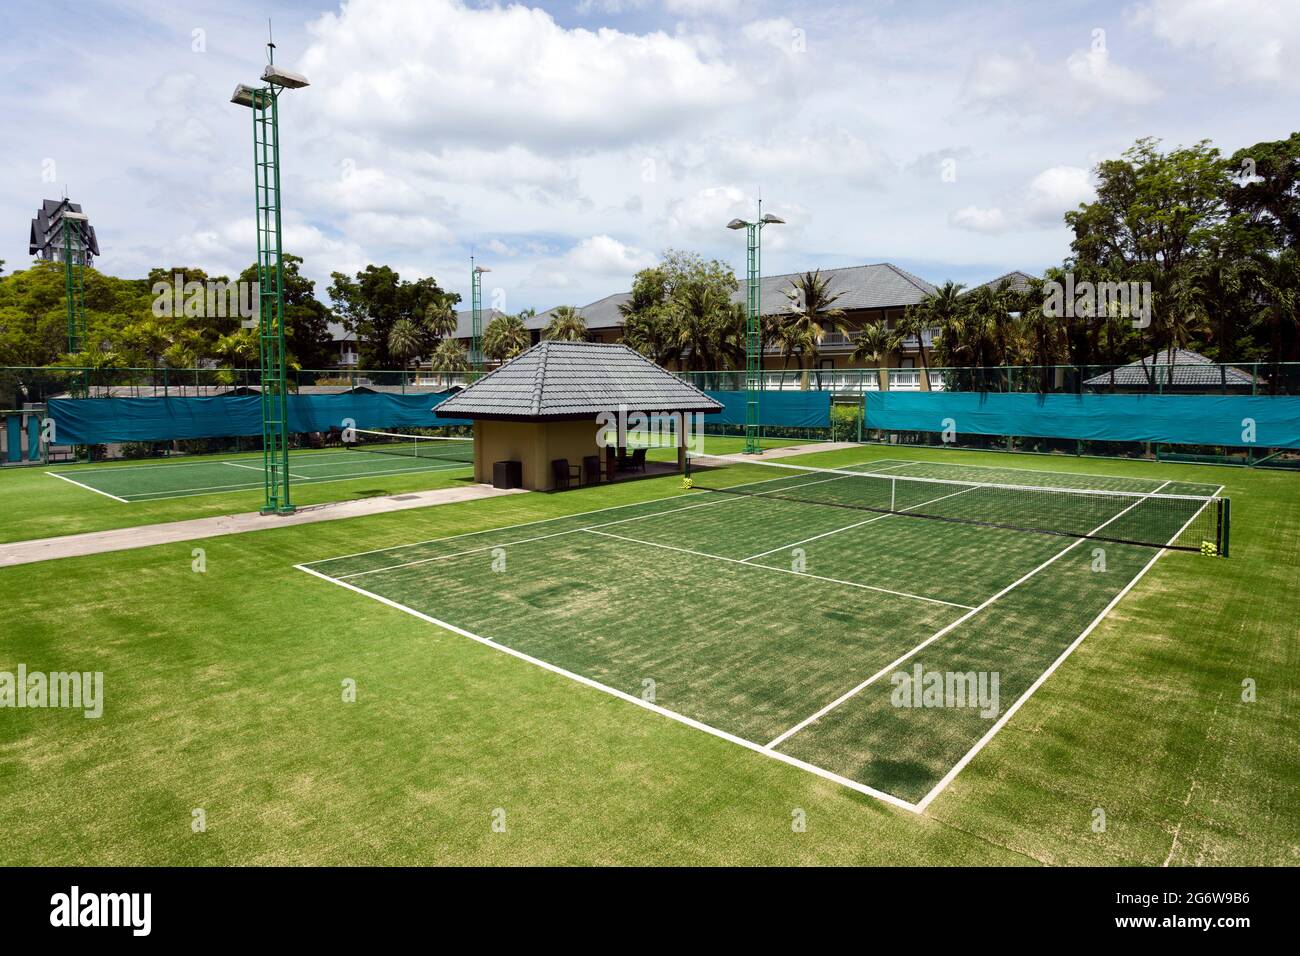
[850,322,904,391]
[777,270,849,388]
[428,336,469,388]
[543,305,587,342]
[388,318,423,370]
[1249,248,1300,391]
[899,281,965,391]
[424,302,458,341]
[1015,278,1062,392]
[483,313,530,363]
[667,279,743,371]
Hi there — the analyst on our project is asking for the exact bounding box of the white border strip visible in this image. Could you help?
[45,470,129,503]
[294,563,922,814]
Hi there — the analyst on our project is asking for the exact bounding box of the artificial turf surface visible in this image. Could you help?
[0,443,1296,864]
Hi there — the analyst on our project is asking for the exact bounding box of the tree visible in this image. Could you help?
[618,250,739,375]
[1228,133,1300,250]
[775,270,849,387]
[424,302,458,341]
[1249,247,1300,382]
[1067,138,1235,361]
[237,254,335,369]
[387,318,424,370]
[483,313,530,362]
[900,281,965,390]
[543,305,587,341]
[428,336,468,387]
[666,279,743,371]
[328,265,456,367]
[850,322,903,391]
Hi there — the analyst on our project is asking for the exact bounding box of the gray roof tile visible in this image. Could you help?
[435,340,723,419]
[1082,349,1259,386]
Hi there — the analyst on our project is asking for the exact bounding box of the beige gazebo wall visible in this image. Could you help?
[473,419,603,491]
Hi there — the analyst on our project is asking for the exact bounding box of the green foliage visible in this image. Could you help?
[328,265,458,367]
[482,313,530,362]
[543,305,588,342]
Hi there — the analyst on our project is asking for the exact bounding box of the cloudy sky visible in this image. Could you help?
[2,0,1297,312]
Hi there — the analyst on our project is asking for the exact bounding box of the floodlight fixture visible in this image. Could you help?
[230,84,260,108]
[62,211,89,222]
[262,64,310,89]
[726,218,747,230]
[760,213,786,224]
[474,265,491,274]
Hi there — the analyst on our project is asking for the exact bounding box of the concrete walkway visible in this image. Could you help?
[0,484,527,568]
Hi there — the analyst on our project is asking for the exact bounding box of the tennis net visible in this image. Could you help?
[685,457,1229,555]
[345,429,474,464]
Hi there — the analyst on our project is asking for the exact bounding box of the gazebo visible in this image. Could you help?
[434,340,722,491]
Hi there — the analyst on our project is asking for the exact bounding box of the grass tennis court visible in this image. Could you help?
[298,456,1225,809]
[47,445,473,502]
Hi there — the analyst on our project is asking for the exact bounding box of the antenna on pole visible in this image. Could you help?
[267,18,275,63]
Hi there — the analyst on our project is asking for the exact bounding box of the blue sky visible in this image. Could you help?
[2,0,1297,311]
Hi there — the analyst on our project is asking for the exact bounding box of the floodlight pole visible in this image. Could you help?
[728,201,783,455]
[233,40,308,515]
[470,259,488,382]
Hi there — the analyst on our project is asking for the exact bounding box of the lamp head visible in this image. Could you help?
[262,64,309,89]
[726,218,748,230]
[760,213,785,225]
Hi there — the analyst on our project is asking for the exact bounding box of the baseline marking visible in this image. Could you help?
[45,470,130,503]
[294,563,922,814]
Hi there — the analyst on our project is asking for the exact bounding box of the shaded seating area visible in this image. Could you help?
[435,341,722,491]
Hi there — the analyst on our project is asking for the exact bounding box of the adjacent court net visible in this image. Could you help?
[686,457,1229,555]
[346,429,474,464]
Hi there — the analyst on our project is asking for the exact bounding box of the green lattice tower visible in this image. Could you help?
[470,260,485,382]
[251,83,294,514]
[743,220,762,454]
[61,213,88,400]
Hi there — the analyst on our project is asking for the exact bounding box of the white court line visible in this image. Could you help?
[293,563,922,814]
[52,448,369,474]
[584,528,975,610]
[119,460,469,501]
[45,470,130,503]
[912,482,1224,812]
[881,457,1204,491]
[739,485,979,563]
[763,480,1174,750]
[331,470,858,579]
[222,461,310,480]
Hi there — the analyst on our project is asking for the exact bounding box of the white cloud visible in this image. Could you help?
[299,0,744,152]
[950,206,1008,234]
[1022,166,1095,226]
[963,44,1160,116]
[951,165,1093,234]
[1133,0,1300,85]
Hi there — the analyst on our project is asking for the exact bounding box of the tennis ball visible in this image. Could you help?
[682,477,695,489]
[1201,541,1218,556]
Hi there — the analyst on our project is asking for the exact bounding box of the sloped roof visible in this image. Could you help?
[757,262,937,314]
[530,262,937,332]
[1082,349,1260,386]
[965,270,1037,294]
[29,198,100,258]
[434,340,723,420]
